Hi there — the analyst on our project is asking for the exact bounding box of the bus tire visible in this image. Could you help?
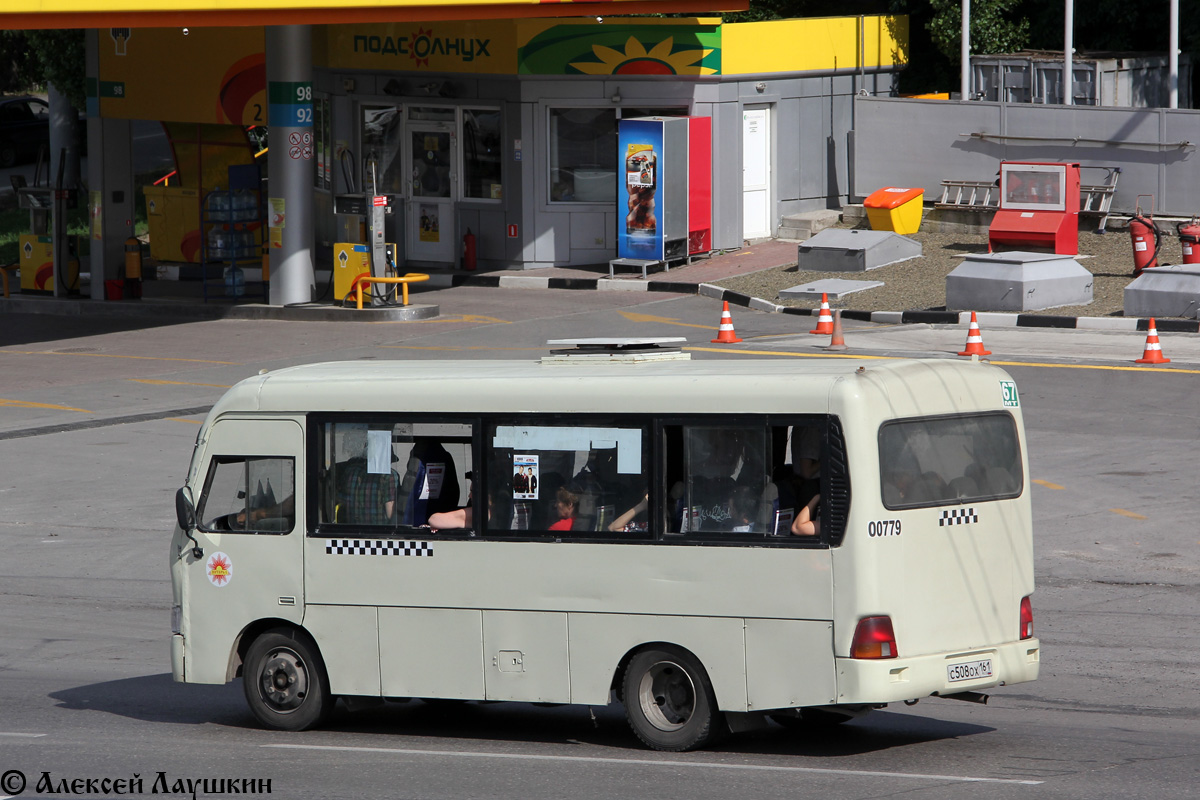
[243,628,332,731]
[622,645,719,752]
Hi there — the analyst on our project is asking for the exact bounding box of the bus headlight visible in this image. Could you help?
[171,604,182,634]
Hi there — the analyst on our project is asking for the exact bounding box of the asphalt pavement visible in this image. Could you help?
[1,277,1198,800]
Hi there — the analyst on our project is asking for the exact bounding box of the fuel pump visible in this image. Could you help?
[332,158,403,305]
[14,158,79,296]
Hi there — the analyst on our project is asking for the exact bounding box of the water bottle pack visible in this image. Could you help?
[224,265,246,298]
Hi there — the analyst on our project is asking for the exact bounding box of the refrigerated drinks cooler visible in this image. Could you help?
[617,116,712,262]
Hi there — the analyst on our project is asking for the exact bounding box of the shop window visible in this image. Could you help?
[463,108,503,201]
[361,104,405,194]
[314,93,332,191]
[548,107,686,203]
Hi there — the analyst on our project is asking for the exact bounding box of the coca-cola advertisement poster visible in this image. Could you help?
[617,118,664,260]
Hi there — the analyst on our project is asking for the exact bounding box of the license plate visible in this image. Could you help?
[947,658,993,683]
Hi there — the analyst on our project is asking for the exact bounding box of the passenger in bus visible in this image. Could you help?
[336,427,402,525]
[792,426,822,506]
[608,492,649,532]
[791,493,820,537]
[427,472,492,531]
[398,438,460,526]
[549,484,580,531]
[729,485,760,533]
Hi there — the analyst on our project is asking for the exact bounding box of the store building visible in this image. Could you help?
[87,15,906,297]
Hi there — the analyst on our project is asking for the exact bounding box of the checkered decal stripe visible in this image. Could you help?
[325,539,434,557]
[939,508,978,526]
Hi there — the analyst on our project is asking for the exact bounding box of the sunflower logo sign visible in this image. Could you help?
[206,552,233,587]
[571,36,715,76]
[519,26,720,76]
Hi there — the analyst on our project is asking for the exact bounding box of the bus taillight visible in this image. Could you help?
[1020,596,1034,640]
[850,616,898,659]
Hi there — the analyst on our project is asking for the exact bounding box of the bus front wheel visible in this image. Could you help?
[243,628,332,731]
[622,646,720,751]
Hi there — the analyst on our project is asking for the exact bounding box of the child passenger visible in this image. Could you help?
[549,485,580,531]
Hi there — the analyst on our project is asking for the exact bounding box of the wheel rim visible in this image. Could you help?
[257,646,310,714]
[637,660,696,732]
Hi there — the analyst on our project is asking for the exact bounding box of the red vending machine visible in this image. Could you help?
[617,116,712,263]
[686,116,712,256]
[988,161,1081,255]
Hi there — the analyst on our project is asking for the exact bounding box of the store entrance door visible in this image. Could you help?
[742,106,771,240]
[405,119,456,264]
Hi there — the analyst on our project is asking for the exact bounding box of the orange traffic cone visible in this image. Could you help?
[825,309,847,350]
[810,293,834,335]
[1135,318,1170,364]
[711,301,743,343]
[958,312,992,356]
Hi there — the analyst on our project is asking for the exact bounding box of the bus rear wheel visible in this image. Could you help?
[622,646,719,751]
[243,628,332,731]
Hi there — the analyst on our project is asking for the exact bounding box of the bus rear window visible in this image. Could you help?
[878,413,1022,510]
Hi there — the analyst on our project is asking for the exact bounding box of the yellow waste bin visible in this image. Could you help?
[863,186,924,235]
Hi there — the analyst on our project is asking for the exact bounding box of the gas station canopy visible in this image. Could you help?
[0,0,747,29]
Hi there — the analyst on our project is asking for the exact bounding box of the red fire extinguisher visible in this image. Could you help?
[1178,218,1200,265]
[462,228,477,271]
[1129,211,1162,277]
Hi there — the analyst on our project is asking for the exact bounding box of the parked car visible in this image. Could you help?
[0,96,51,168]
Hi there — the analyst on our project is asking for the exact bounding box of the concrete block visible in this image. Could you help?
[1123,265,1200,319]
[779,278,884,301]
[946,251,1093,312]
[797,229,922,272]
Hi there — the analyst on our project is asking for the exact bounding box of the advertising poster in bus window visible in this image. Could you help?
[420,463,445,500]
[617,118,664,261]
[513,454,539,499]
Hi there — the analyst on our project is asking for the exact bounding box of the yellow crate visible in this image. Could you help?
[864,187,924,235]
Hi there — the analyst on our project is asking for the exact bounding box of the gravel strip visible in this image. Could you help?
[713,218,1187,318]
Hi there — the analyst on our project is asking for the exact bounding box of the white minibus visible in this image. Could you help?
[171,347,1040,751]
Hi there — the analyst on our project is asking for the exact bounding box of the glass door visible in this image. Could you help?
[405,112,457,264]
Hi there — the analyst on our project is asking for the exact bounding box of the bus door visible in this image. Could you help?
[185,418,304,682]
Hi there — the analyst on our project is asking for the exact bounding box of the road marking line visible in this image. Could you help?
[618,309,717,330]
[130,379,233,388]
[682,346,1200,374]
[1033,479,1065,490]
[990,359,1200,375]
[380,345,546,352]
[0,732,46,737]
[0,398,91,412]
[1110,508,1147,520]
[166,418,204,424]
[369,314,512,325]
[686,346,886,360]
[261,743,1042,785]
[1,350,239,365]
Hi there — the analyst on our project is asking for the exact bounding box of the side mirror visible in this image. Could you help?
[175,486,196,531]
[175,486,204,559]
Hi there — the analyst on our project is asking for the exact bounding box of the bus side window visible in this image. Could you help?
[198,456,295,533]
[486,422,650,537]
[317,420,474,530]
[667,425,768,535]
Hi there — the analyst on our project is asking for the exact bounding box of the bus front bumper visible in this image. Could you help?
[835,637,1040,704]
